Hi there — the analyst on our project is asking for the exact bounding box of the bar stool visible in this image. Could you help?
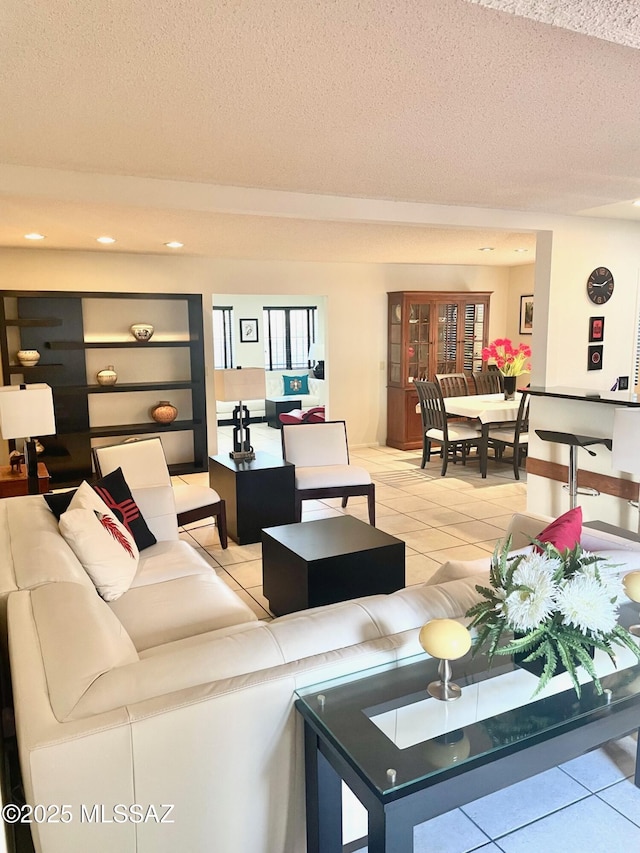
[535,431,612,510]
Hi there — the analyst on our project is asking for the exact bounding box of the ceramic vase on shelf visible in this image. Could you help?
[151,401,178,424]
[96,365,118,386]
[130,323,154,342]
[503,375,517,402]
[16,349,40,367]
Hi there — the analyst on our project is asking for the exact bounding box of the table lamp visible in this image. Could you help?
[419,618,471,701]
[214,367,266,461]
[612,408,640,533]
[308,343,325,379]
[0,384,56,494]
[623,572,640,637]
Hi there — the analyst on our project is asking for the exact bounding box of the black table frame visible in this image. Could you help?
[298,665,640,853]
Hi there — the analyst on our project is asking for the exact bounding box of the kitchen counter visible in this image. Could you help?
[528,386,640,406]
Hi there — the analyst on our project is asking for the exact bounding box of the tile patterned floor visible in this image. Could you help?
[175,423,637,853]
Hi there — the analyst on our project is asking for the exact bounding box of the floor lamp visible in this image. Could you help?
[214,367,266,461]
[0,384,57,494]
[612,407,640,534]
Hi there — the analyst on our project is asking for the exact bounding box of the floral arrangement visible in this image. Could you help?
[482,338,531,376]
[465,537,640,697]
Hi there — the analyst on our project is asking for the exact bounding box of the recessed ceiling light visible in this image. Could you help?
[514,248,529,253]
[96,236,116,244]
[633,200,640,207]
[24,232,45,240]
[164,241,184,249]
[478,247,494,252]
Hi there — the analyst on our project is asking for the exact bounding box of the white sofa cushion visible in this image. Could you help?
[30,581,139,722]
[60,483,139,602]
[108,573,257,651]
[173,483,222,514]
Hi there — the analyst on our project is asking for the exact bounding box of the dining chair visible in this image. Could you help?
[486,392,530,479]
[414,380,482,476]
[472,370,503,395]
[435,373,470,398]
[92,437,228,548]
[281,420,375,524]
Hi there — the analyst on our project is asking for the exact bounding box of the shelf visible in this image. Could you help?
[8,364,64,372]
[46,340,194,350]
[55,381,196,394]
[5,318,63,327]
[87,420,201,438]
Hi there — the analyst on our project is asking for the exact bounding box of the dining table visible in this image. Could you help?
[435,392,523,478]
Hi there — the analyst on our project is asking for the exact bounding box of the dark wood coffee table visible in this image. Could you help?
[262,515,405,616]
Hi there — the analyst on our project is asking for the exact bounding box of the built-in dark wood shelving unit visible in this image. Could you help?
[0,290,207,487]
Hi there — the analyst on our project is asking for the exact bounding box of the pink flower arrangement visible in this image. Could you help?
[482,338,531,377]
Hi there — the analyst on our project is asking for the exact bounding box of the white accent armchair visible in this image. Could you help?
[92,437,228,548]
[281,420,375,525]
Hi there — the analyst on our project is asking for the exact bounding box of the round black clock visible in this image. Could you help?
[586,267,614,304]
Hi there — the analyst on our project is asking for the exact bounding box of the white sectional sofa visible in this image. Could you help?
[216,369,325,421]
[3,492,640,853]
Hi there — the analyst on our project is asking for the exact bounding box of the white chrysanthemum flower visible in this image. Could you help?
[556,574,618,635]
[503,554,559,631]
[577,556,625,604]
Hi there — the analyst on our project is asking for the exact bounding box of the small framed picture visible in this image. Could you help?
[239,318,259,343]
[589,316,605,342]
[519,295,534,335]
[587,344,603,371]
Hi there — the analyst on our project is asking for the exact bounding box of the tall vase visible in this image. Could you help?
[503,375,517,401]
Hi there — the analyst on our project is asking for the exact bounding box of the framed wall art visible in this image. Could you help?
[519,295,534,335]
[587,344,603,371]
[588,316,604,343]
[239,318,259,343]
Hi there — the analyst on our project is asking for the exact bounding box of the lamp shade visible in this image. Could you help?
[214,368,266,402]
[612,408,640,475]
[308,343,325,362]
[0,384,56,440]
[419,619,471,661]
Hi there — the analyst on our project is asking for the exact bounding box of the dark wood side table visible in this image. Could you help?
[0,463,50,498]
[209,451,296,545]
[265,397,302,429]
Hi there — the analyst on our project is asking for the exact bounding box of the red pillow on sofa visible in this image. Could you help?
[535,506,582,552]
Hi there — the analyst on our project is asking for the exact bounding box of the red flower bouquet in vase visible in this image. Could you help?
[482,338,531,400]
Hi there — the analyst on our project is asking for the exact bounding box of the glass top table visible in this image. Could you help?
[295,607,640,852]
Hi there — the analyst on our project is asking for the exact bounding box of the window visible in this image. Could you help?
[263,307,317,370]
[213,307,234,368]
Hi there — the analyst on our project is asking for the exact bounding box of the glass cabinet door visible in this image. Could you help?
[435,302,458,374]
[462,302,486,373]
[389,300,402,384]
[408,302,430,381]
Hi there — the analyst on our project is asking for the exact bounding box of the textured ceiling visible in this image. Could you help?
[1,0,640,262]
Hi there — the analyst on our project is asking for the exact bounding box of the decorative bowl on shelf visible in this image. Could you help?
[16,349,40,367]
[96,365,118,386]
[150,401,178,424]
[130,323,154,342]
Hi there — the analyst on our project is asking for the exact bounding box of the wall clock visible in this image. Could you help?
[586,267,614,304]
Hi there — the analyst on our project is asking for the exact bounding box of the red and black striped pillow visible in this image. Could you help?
[44,467,157,551]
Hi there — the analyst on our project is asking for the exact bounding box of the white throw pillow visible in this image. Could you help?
[59,481,139,601]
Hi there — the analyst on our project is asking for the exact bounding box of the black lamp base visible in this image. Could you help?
[229,404,255,461]
[25,439,40,495]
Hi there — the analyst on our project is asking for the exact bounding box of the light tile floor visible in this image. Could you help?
[175,423,637,853]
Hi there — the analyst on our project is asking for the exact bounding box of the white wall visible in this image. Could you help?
[507,264,535,389]
[213,292,327,370]
[0,250,510,454]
